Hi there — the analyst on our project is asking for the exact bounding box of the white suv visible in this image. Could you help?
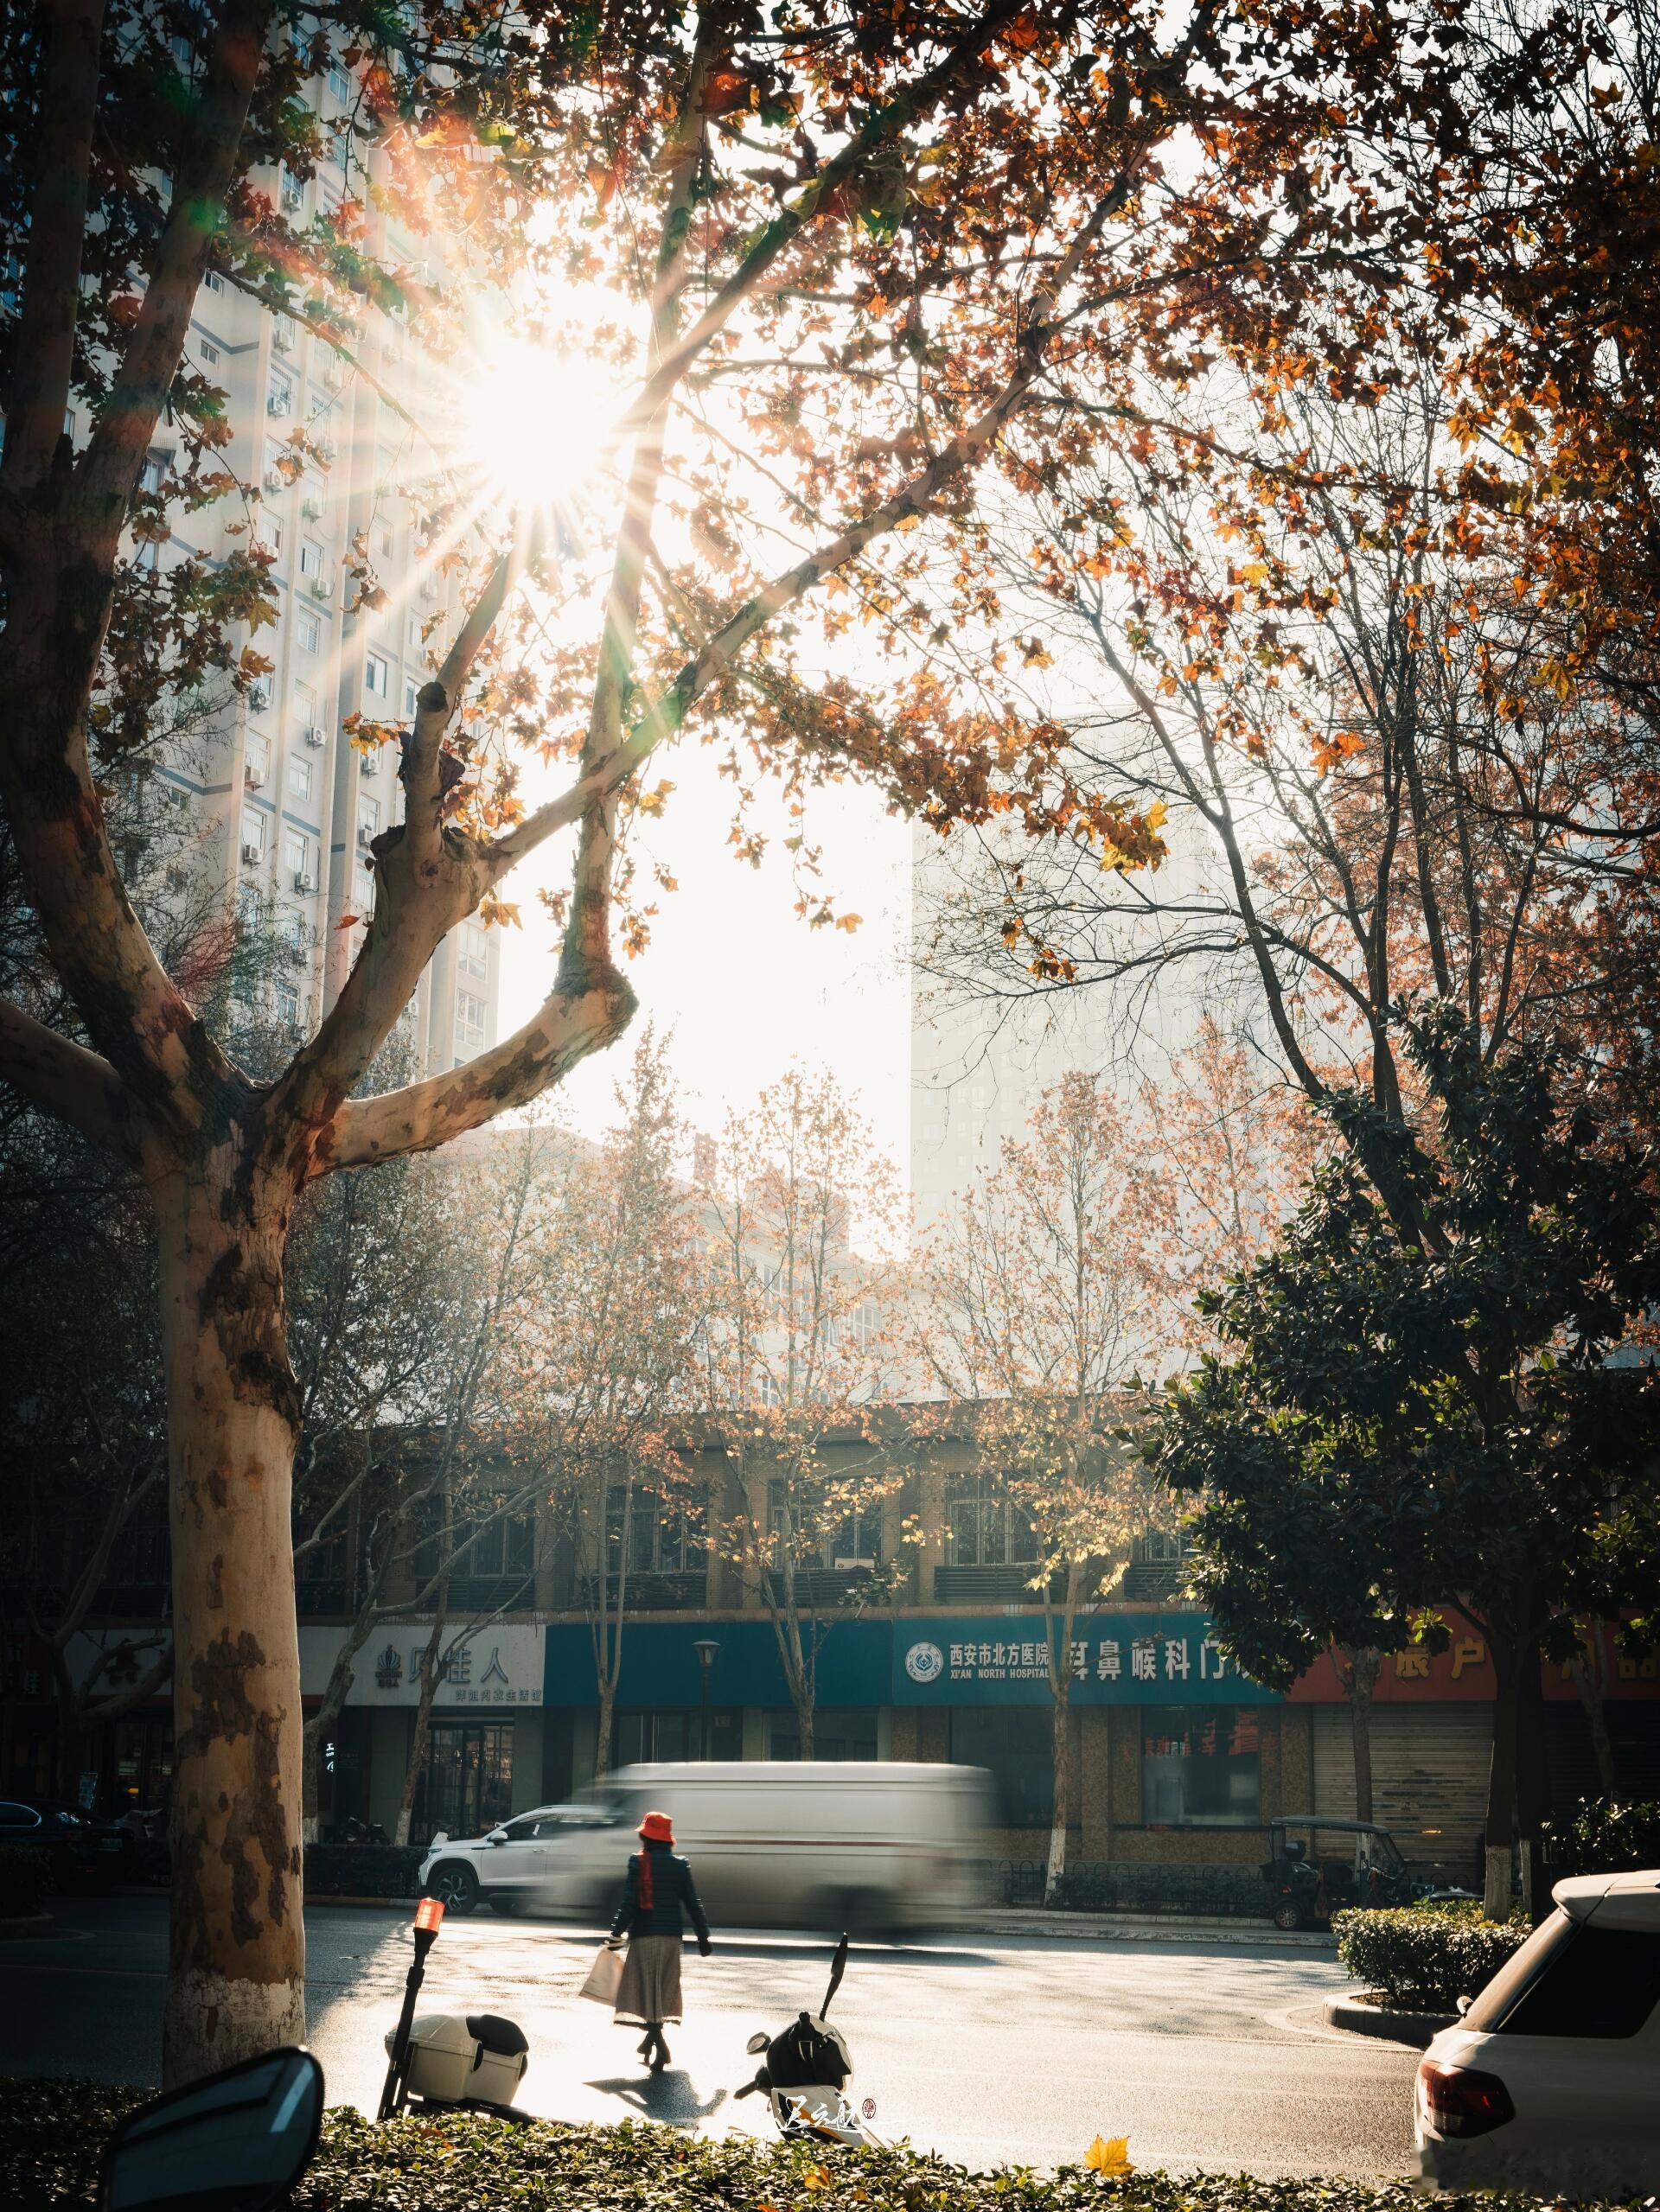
[419,1804,614,1917]
[1415,1870,1660,2196]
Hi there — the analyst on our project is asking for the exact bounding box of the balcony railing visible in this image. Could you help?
[581,1570,707,1612]
[764,1565,882,1610]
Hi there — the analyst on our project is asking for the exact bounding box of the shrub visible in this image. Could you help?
[1333,1902,1529,2011]
[0,1847,48,1919]
[1545,1796,1660,1879]
[0,2077,1646,2212]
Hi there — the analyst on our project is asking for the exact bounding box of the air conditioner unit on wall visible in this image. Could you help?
[241,840,263,866]
[309,571,331,600]
[272,319,295,354]
[263,463,287,493]
[303,724,327,749]
[243,762,266,789]
[355,823,374,848]
[301,495,322,520]
[359,750,378,777]
[293,870,315,893]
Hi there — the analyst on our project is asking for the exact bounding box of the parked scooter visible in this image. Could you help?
[378,1895,533,2121]
[734,1934,868,2145]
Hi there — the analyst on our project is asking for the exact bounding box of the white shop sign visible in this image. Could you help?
[299,1623,545,1709]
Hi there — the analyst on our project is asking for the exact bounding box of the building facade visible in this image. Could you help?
[122,70,500,1068]
[21,1422,1660,1894]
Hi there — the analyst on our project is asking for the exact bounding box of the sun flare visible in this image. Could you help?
[456,334,622,513]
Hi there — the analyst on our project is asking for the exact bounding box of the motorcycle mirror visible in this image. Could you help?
[101,2048,322,2212]
[745,2032,769,2055]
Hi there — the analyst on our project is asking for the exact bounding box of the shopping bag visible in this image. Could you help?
[579,1941,624,2006]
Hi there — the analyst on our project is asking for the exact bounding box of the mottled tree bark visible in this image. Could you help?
[157,1170,305,2082]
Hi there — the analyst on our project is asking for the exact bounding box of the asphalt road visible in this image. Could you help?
[0,1898,1416,2178]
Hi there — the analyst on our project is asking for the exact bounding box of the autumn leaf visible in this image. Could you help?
[1084,2135,1134,2176]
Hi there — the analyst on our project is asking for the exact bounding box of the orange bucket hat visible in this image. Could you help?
[639,1809,674,1844]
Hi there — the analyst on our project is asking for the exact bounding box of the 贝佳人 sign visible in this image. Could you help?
[299,1623,545,1708]
[892,1613,1277,1705]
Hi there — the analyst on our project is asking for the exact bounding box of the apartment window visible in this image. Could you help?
[605,1485,706,1578]
[284,826,311,882]
[767,1481,881,1570]
[275,979,300,1027]
[280,908,307,955]
[279,165,303,214]
[360,794,380,836]
[299,539,324,578]
[406,615,426,653]
[202,268,224,293]
[240,810,267,859]
[327,62,351,100]
[139,455,166,495]
[135,539,159,573]
[245,734,271,787]
[403,678,419,718]
[247,674,272,715]
[946,1469,1039,1568]
[457,920,488,981]
[376,522,394,558]
[198,337,220,367]
[288,753,314,803]
[1141,1707,1261,1827]
[296,609,321,653]
[267,372,291,418]
[455,988,487,1053]
[364,653,389,698]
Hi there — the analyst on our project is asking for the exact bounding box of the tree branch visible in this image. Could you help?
[0,998,137,1158]
[0,0,105,500]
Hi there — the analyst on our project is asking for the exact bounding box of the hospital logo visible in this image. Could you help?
[904,1641,945,1685]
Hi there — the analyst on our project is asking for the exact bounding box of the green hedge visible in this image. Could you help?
[1333,1902,1529,2011]
[0,2076,1644,2212]
[0,1846,48,1919]
[1545,1797,1660,1878]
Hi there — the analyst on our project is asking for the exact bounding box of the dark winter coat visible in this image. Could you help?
[609,1839,711,1944]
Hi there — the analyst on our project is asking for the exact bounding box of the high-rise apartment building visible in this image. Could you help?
[125,67,500,1073]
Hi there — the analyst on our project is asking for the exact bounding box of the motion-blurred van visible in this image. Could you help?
[536,1761,993,1935]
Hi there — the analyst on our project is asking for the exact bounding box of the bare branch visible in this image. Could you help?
[0,998,139,1159]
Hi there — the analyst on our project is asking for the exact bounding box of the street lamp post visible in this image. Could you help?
[692,1637,719,1760]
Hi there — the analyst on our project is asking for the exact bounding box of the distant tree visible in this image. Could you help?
[699,1069,908,1761]
[1147,1008,1660,1916]
[915,1070,1165,1900]
[513,1034,701,1788]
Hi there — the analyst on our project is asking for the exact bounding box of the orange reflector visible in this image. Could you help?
[414,1896,444,1933]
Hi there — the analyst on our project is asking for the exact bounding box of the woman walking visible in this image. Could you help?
[609,1808,711,2073]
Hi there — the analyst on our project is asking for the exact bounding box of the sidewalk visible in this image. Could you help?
[955,1908,1338,1947]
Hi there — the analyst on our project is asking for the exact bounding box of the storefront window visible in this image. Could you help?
[767,1709,878,1762]
[418,1720,514,1843]
[613,1709,740,1764]
[949,1708,1052,1826]
[1141,1706,1261,1826]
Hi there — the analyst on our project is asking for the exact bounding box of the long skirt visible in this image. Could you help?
[614,1934,683,2027]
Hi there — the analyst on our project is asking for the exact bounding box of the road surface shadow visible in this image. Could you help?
[587,2071,729,2126]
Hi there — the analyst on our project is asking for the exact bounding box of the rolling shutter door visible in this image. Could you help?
[1313,1704,1491,1879]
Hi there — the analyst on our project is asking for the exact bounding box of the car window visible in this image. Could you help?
[1494,1925,1660,2039]
[0,1803,39,1829]
[501,1816,540,1843]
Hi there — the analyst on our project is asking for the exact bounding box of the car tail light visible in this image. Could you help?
[1417,2059,1515,2139]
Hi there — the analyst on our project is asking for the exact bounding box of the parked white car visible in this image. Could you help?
[520,1761,993,1935]
[1415,1869,1660,2196]
[419,1803,612,1916]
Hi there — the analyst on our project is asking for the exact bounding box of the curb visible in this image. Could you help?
[0,1913,58,1941]
[958,1911,1337,1947]
[1323,1992,1456,2046]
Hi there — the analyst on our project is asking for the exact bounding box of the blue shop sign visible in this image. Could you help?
[893,1613,1277,1705]
[543,1612,1276,1710]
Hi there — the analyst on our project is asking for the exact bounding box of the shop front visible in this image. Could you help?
[299,1623,546,1844]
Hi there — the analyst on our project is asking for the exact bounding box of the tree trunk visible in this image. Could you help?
[1515,1637,1549,1922]
[1044,1583,1079,1908]
[1343,1648,1381,1824]
[157,1182,305,2087]
[594,1662,616,1789]
[1569,1629,1618,1795]
[1483,1632,1521,1920]
[393,1612,446,1847]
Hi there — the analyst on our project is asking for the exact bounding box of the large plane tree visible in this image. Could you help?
[1,0,1414,2080]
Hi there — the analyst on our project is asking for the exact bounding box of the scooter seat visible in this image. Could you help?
[466,2014,530,2058]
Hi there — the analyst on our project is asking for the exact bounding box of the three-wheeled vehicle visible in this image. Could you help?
[1260,1815,1466,1929]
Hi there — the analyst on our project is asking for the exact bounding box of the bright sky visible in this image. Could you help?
[495,752,916,1182]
